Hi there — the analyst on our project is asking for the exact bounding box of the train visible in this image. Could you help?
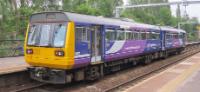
[24,11,186,84]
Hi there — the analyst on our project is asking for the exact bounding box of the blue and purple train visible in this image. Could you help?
[25,12,186,84]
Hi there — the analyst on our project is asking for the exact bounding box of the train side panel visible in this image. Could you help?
[105,40,146,61]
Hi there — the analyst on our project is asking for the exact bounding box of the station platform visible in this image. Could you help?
[0,57,28,75]
[123,52,200,92]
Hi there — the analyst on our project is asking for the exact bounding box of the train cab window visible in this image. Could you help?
[179,33,185,39]
[28,25,40,45]
[106,29,116,41]
[39,24,51,46]
[27,23,67,47]
[75,27,90,42]
[116,30,125,40]
[178,34,182,39]
[53,24,67,47]
[182,33,186,39]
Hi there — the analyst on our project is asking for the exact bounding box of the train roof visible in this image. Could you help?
[64,12,160,30]
[160,26,186,33]
[30,11,185,33]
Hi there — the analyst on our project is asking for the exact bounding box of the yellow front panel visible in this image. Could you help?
[24,22,75,69]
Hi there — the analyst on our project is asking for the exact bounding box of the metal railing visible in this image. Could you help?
[0,40,24,57]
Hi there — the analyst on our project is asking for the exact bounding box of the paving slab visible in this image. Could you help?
[123,52,200,92]
[0,57,28,75]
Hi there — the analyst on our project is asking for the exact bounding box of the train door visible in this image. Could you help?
[91,25,102,64]
[183,33,186,46]
[161,31,166,50]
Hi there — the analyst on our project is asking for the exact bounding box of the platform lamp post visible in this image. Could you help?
[115,0,200,18]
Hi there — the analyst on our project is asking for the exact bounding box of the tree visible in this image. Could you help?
[0,0,199,42]
[121,0,178,27]
[62,0,123,17]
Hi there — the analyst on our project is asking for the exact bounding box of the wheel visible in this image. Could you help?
[144,55,152,65]
[163,52,168,59]
[86,66,101,81]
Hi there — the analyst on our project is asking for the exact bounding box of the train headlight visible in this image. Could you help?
[55,50,65,57]
[26,49,33,54]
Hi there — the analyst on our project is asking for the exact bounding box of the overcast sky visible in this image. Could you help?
[168,0,200,21]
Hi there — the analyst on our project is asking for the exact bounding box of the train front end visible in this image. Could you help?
[24,12,75,84]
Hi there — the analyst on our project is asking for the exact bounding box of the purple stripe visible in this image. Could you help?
[105,51,142,61]
[73,57,90,68]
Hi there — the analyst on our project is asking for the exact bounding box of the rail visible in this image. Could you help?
[1,42,199,91]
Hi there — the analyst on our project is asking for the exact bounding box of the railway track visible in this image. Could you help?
[11,83,47,92]
[105,47,200,92]
[9,44,200,92]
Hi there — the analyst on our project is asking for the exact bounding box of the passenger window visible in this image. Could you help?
[125,31,132,40]
[174,34,176,39]
[106,29,116,41]
[141,32,146,40]
[138,32,141,40]
[166,33,170,39]
[133,32,139,40]
[146,32,150,39]
[116,30,125,40]
[166,33,173,39]
[172,34,175,39]
[130,32,134,40]
[174,34,178,39]
[150,32,160,40]
[75,26,90,42]
[86,27,91,41]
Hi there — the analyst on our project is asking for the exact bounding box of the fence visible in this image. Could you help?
[0,40,24,57]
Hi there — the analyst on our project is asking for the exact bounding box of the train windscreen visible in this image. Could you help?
[27,23,67,48]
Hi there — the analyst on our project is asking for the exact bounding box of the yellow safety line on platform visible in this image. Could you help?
[159,58,200,92]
